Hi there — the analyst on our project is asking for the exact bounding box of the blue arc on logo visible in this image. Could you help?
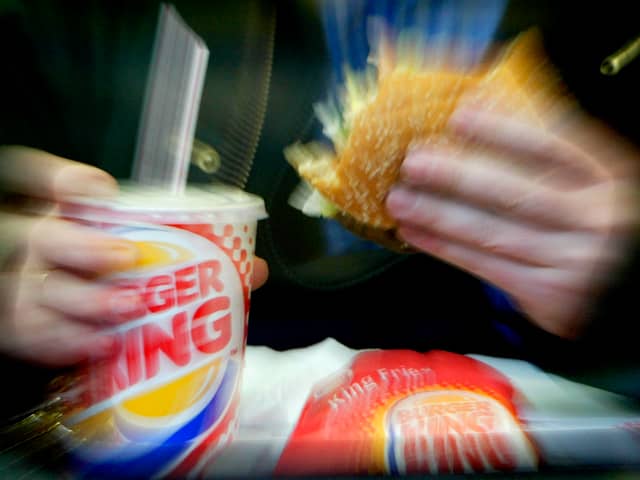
[72,359,238,479]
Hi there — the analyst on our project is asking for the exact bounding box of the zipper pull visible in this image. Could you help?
[601,35,640,75]
[191,139,221,174]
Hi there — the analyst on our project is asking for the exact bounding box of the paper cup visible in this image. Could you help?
[57,184,267,478]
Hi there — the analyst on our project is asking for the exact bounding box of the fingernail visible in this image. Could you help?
[399,149,435,185]
[395,226,411,244]
[402,150,427,175]
[449,106,476,129]
[58,166,118,198]
[112,290,141,314]
[95,335,117,356]
[386,187,417,218]
[90,175,119,197]
[397,226,442,251]
[102,241,140,269]
[107,288,145,321]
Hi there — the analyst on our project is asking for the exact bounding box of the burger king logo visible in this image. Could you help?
[385,390,537,474]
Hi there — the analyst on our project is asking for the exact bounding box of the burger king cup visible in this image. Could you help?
[57,184,267,479]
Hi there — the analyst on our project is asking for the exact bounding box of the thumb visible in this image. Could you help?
[0,146,118,201]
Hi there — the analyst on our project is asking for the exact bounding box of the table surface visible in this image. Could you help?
[2,338,640,478]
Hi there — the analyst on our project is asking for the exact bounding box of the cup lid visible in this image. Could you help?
[60,183,268,224]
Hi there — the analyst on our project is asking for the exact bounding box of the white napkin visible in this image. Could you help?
[204,341,640,476]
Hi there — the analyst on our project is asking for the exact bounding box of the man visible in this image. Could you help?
[1,0,639,403]
[247,0,640,397]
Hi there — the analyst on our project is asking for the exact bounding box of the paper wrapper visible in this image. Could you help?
[206,339,640,477]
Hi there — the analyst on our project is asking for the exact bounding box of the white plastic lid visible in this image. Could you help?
[60,183,268,224]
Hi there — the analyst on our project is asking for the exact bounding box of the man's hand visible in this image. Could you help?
[0,146,268,366]
[386,106,640,338]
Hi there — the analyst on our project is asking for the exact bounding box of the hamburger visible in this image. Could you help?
[285,28,567,251]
